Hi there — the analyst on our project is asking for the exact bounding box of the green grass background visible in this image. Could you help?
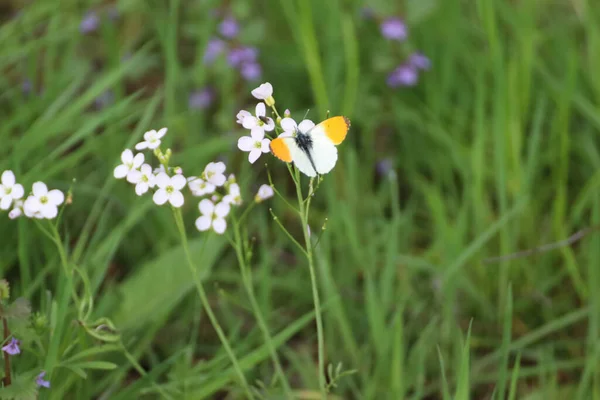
[1,0,600,398]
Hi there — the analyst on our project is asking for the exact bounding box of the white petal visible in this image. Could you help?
[171,174,187,190]
[147,140,160,150]
[0,196,12,210]
[135,182,149,196]
[135,142,148,150]
[1,170,15,187]
[154,172,170,189]
[8,208,22,219]
[261,138,271,152]
[132,153,145,168]
[114,164,129,179]
[121,149,133,163]
[278,131,293,138]
[153,189,169,205]
[140,164,153,175]
[24,196,41,213]
[280,118,297,132]
[250,128,265,142]
[215,202,231,217]
[212,218,227,234]
[195,216,212,231]
[47,189,64,206]
[229,183,240,196]
[238,136,254,152]
[263,118,275,132]
[298,119,315,133]
[236,110,251,124]
[199,198,215,215]
[242,116,258,129]
[11,184,24,200]
[169,191,184,208]
[127,170,142,184]
[256,184,274,200]
[40,204,58,219]
[32,182,48,197]
[251,82,272,99]
[156,127,168,139]
[248,149,262,164]
[209,174,226,187]
[255,102,266,117]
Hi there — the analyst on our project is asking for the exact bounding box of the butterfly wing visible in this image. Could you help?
[309,116,350,145]
[270,136,318,177]
[308,134,338,175]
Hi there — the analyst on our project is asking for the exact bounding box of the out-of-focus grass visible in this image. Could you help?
[1,0,600,398]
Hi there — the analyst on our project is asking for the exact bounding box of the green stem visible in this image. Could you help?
[293,173,326,397]
[120,341,174,400]
[172,209,254,399]
[232,217,294,398]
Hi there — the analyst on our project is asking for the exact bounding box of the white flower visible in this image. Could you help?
[242,103,275,136]
[251,82,273,100]
[236,110,251,125]
[152,173,186,207]
[255,184,274,202]
[188,176,215,197]
[237,129,270,164]
[223,183,242,206]
[195,199,230,234]
[135,128,167,150]
[280,117,315,138]
[114,150,144,180]
[23,182,65,219]
[127,164,155,196]
[0,170,24,210]
[202,162,227,187]
[8,199,24,219]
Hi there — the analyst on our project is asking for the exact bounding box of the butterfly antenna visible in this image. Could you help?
[302,109,311,120]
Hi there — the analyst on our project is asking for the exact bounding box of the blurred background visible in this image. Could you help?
[1,0,600,398]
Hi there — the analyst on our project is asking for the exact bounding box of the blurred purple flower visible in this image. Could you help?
[227,46,258,67]
[219,17,239,39]
[204,38,225,64]
[94,91,114,109]
[2,338,20,355]
[387,64,418,87]
[36,371,50,388]
[22,79,32,95]
[189,88,214,109]
[409,52,431,70]
[240,62,262,81]
[376,159,394,176]
[80,11,99,34]
[380,17,407,41]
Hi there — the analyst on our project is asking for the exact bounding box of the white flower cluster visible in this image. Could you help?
[236,83,276,164]
[114,128,274,234]
[0,170,65,220]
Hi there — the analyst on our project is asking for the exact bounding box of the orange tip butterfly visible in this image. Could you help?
[269,116,350,177]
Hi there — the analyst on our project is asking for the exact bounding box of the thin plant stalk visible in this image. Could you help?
[172,208,254,399]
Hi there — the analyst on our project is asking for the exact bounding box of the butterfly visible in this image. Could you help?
[269,116,350,177]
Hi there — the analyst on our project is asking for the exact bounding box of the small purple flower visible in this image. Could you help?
[36,371,50,388]
[203,38,225,64]
[189,88,214,109]
[219,17,239,39]
[380,17,407,41]
[409,52,431,70]
[227,46,258,67]
[376,159,394,176]
[2,338,20,355]
[240,62,262,81]
[80,11,99,34]
[387,64,418,87]
[94,91,114,110]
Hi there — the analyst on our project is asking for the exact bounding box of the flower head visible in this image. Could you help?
[152,173,186,207]
[227,46,258,68]
[280,117,315,137]
[223,183,242,206]
[219,17,239,38]
[380,17,407,41]
[188,177,215,197]
[2,338,20,355]
[255,184,274,202]
[195,199,230,234]
[0,170,24,210]
[80,11,99,34]
[202,162,227,187]
[36,371,50,388]
[236,110,251,125]
[189,88,214,110]
[8,199,24,219]
[238,129,271,164]
[127,164,155,196]
[135,128,167,151]
[242,102,275,136]
[409,52,431,70]
[114,150,144,180]
[387,64,418,87]
[204,38,225,64]
[251,82,273,100]
[240,62,262,81]
[23,183,65,219]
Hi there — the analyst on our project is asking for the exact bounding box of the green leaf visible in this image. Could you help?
[0,372,39,400]
[65,361,118,371]
[2,298,31,320]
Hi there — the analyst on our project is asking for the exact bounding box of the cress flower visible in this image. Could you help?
[2,338,20,355]
[0,170,24,210]
[251,82,274,106]
[188,176,216,197]
[237,129,270,164]
[202,162,227,187]
[280,117,315,137]
[135,128,167,150]
[152,173,186,208]
[255,184,274,202]
[8,199,24,219]
[127,164,155,196]
[236,110,251,125]
[223,183,242,206]
[114,149,144,180]
[242,102,275,135]
[23,182,65,219]
[195,199,230,234]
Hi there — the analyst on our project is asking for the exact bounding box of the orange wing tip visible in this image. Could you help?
[269,138,293,163]
[322,116,350,145]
